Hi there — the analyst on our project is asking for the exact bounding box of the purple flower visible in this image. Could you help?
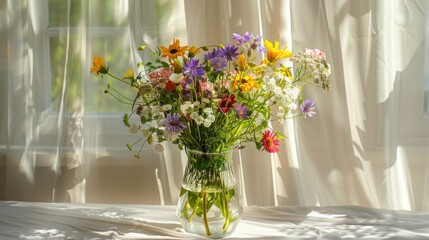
[236,104,249,119]
[184,59,205,78]
[243,32,253,42]
[251,35,265,53]
[204,49,220,60]
[163,114,187,133]
[300,99,316,118]
[219,44,239,61]
[210,56,227,72]
[180,77,193,89]
[233,33,244,45]
[233,32,252,45]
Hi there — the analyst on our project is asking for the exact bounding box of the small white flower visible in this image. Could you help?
[194,116,204,125]
[207,114,215,122]
[202,98,210,104]
[141,129,151,138]
[180,102,193,114]
[193,101,200,106]
[324,63,331,76]
[153,143,164,153]
[203,107,213,115]
[162,104,172,111]
[190,112,199,120]
[288,102,298,110]
[169,73,183,83]
[151,106,161,116]
[129,124,139,134]
[203,118,212,127]
[166,131,179,142]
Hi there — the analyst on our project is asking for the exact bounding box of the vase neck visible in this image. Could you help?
[182,149,236,192]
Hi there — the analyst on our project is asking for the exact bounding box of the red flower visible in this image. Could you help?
[218,94,237,113]
[261,130,280,153]
[165,80,176,93]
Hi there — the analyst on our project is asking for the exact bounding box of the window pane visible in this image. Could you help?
[50,36,83,113]
[50,34,134,113]
[86,36,136,113]
[48,0,82,27]
[89,0,129,27]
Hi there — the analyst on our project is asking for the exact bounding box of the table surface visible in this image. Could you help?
[0,201,428,239]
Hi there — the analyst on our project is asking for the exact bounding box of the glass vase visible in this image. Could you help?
[176,148,242,238]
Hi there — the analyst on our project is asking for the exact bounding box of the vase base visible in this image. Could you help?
[179,217,240,239]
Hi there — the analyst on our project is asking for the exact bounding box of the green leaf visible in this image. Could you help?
[275,132,287,140]
[255,141,262,151]
[123,113,130,127]
[161,61,170,68]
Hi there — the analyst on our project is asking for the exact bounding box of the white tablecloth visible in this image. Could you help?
[0,201,428,239]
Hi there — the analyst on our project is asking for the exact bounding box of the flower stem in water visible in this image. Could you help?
[203,192,211,236]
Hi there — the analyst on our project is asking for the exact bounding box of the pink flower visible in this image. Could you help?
[305,48,326,60]
[199,81,213,92]
[261,130,280,153]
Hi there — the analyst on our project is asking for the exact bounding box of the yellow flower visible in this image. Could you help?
[233,74,259,92]
[188,46,200,58]
[123,69,134,79]
[263,40,292,65]
[279,66,292,79]
[90,56,109,75]
[160,38,189,61]
[237,54,247,71]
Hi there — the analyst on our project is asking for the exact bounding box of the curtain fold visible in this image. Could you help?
[1,0,429,210]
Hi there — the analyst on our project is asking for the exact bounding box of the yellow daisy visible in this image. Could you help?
[233,74,259,92]
[123,69,134,79]
[263,40,292,65]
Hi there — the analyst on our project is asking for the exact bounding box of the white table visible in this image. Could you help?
[0,201,428,239]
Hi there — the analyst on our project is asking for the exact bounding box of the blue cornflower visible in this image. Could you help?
[184,59,205,78]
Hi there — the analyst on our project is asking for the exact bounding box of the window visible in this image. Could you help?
[48,0,134,113]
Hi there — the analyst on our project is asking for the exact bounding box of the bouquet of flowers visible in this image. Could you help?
[90,32,331,157]
[90,32,331,237]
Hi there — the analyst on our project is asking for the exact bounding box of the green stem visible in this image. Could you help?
[187,198,198,223]
[222,190,230,230]
[203,192,211,236]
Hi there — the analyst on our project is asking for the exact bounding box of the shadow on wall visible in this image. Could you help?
[3,153,162,204]
[85,155,161,204]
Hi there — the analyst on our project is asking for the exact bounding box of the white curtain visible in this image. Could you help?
[2,0,429,211]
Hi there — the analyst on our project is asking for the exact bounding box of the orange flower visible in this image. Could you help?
[90,56,109,75]
[263,40,292,65]
[160,38,189,61]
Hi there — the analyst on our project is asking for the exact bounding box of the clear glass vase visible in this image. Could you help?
[176,148,242,238]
